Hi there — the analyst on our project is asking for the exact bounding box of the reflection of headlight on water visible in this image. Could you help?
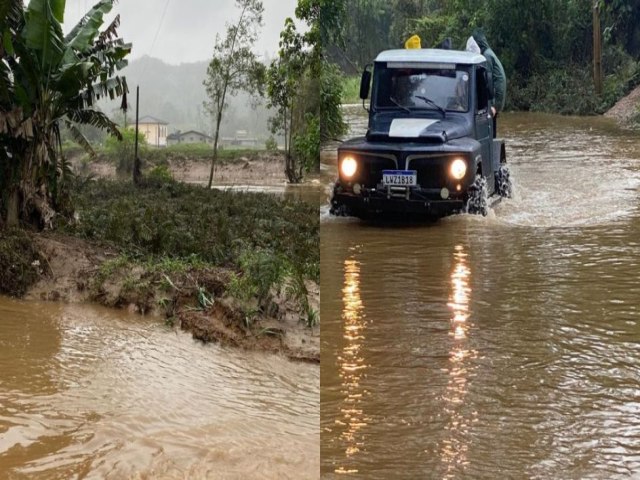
[341,157,358,178]
[450,159,467,180]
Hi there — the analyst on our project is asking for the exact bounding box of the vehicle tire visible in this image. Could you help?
[466,175,489,216]
[495,165,512,198]
[330,202,351,217]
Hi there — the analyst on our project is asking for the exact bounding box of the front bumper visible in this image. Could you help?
[331,185,465,218]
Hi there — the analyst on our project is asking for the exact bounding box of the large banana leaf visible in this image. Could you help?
[68,108,121,139]
[0,59,13,105]
[0,0,25,31]
[23,0,66,69]
[65,0,113,52]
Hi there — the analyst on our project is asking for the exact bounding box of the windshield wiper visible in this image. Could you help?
[389,96,411,114]
[415,95,446,118]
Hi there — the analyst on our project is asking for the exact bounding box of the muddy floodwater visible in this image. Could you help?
[0,299,319,479]
[321,111,640,478]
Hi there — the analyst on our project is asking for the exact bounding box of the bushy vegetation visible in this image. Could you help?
[0,229,46,297]
[104,128,147,175]
[326,0,640,115]
[0,0,130,228]
[340,76,362,105]
[64,179,319,282]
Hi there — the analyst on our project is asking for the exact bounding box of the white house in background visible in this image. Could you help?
[138,116,168,147]
[167,130,214,146]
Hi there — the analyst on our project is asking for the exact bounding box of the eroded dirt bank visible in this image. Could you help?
[77,154,290,186]
[605,83,640,125]
[19,232,319,363]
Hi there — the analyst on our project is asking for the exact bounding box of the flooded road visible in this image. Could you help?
[0,298,319,479]
[321,111,640,478]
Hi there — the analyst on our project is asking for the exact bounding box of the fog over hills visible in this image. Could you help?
[100,55,274,141]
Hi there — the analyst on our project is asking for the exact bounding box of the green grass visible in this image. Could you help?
[64,179,319,283]
[341,76,361,105]
[63,178,319,321]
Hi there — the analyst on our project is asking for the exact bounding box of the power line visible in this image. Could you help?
[148,0,171,61]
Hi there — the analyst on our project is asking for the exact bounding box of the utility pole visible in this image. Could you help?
[133,86,142,185]
[593,1,603,95]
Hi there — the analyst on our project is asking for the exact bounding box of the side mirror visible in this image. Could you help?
[359,70,371,100]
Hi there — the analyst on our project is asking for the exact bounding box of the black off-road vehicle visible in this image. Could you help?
[331,48,512,218]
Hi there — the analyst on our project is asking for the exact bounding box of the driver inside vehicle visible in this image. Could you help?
[386,69,469,112]
[446,73,469,111]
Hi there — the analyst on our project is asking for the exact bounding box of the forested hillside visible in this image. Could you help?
[325,0,640,115]
[99,55,274,137]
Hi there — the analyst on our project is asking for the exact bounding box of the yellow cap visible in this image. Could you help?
[404,35,422,49]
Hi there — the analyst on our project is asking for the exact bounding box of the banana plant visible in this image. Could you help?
[0,0,131,228]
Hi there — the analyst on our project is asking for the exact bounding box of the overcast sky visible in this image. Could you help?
[63,0,298,64]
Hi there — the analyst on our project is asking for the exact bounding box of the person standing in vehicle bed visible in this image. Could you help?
[472,29,506,137]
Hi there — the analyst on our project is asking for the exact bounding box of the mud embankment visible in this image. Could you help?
[77,154,289,186]
[605,83,640,125]
[4,231,319,363]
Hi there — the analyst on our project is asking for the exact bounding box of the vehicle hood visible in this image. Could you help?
[367,115,472,143]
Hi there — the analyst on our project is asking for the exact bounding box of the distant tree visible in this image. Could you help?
[317,0,348,142]
[203,0,266,188]
[104,128,147,176]
[0,0,130,228]
[267,0,343,182]
[267,18,307,182]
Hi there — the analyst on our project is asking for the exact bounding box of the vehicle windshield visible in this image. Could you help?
[374,65,470,113]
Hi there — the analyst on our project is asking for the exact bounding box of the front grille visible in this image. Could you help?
[350,155,397,188]
[408,156,450,189]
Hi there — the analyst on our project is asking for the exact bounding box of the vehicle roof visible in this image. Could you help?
[375,49,486,65]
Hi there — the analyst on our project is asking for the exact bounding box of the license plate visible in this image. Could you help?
[382,170,417,187]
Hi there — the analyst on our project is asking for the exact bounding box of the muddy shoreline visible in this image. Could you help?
[605,83,640,126]
[77,153,292,186]
[21,232,319,362]
[3,152,320,362]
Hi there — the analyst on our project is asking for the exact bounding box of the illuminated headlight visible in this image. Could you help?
[450,159,467,180]
[341,156,358,178]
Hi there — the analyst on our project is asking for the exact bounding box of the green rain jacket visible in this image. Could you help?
[473,31,506,112]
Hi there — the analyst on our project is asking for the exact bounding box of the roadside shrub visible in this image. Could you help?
[507,55,640,115]
[293,114,320,173]
[229,248,290,305]
[0,229,45,297]
[340,76,361,105]
[104,128,147,176]
[508,67,601,115]
[321,62,348,142]
[147,165,174,184]
[265,136,278,152]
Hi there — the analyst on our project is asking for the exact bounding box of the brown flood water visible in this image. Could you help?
[321,111,640,478]
[0,299,319,479]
